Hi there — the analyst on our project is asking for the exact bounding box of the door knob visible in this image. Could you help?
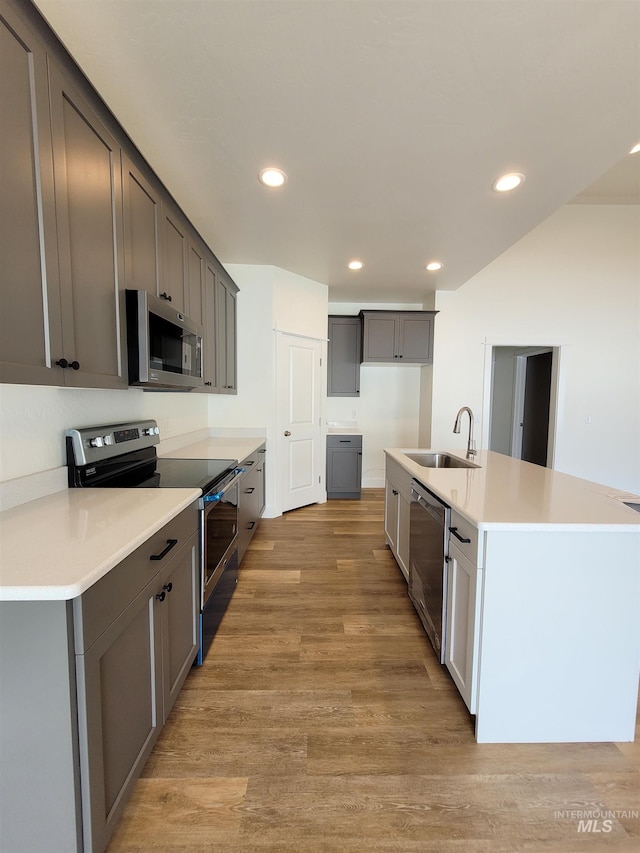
[284,430,291,436]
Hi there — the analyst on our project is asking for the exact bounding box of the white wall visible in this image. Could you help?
[328,302,424,487]
[212,264,328,514]
[427,204,640,493]
[0,384,209,482]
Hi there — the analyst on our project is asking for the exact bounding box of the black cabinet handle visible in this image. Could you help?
[155,590,166,602]
[245,460,254,466]
[245,487,255,494]
[150,539,178,561]
[163,582,173,593]
[205,381,212,386]
[259,449,266,454]
[70,360,80,370]
[159,291,172,301]
[449,527,471,544]
[392,489,398,496]
[247,521,256,530]
[55,358,68,368]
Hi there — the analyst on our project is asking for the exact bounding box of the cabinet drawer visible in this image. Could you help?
[73,503,199,653]
[327,434,362,449]
[448,510,482,567]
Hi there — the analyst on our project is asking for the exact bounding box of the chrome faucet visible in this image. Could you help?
[453,406,476,458]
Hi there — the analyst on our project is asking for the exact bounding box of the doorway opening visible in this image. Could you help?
[487,346,560,467]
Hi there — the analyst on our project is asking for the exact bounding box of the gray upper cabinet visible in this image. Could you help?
[187,234,206,327]
[328,315,361,397]
[122,153,162,298]
[161,200,189,314]
[48,58,127,388]
[216,270,238,393]
[1,0,240,393]
[360,310,436,364]
[0,6,62,386]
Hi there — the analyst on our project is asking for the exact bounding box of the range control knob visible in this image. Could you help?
[89,437,104,448]
[103,435,114,446]
[142,427,160,437]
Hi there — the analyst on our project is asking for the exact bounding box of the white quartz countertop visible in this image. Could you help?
[0,488,200,601]
[159,436,265,462]
[385,448,640,531]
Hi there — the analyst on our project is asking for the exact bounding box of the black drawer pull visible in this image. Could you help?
[155,590,166,602]
[245,460,255,466]
[163,582,173,593]
[159,291,172,301]
[247,521,256,530]
[449,527,471,544]
[245,486,255,494]
[150,539,178,561]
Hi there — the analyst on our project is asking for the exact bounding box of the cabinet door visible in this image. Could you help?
[159,532,199,720]
[445,541,482,713]
[122,154,161,297]
[161,201,188,313]
[328,316,361,396]
[396,491,411,581]
[0,7,63,385]
[216,273,237,393]
[362,314,398,361]
[76,579,162,853]
[385,479,399,553]
[48,60,127,389]
[398,314,434,363]
[326,446,362,498]
[187,236,205,327]
[194,256,218,391]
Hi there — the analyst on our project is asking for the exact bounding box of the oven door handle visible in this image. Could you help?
[202,467,246,503]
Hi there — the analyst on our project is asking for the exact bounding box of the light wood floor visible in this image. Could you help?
[107,489,640,852]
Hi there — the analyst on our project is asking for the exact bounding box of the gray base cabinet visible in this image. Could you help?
[0,504,199,853]
[238,444,266,562]
[326,434,362,499]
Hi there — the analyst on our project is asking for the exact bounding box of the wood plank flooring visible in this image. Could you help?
[107,490,640,852]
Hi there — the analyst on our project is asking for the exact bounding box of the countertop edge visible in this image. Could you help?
[0,489,201,602]
[384,447,640,530]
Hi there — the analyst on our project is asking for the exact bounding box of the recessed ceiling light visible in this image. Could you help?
[630,143,640,155]
[258,167,287,188]
[426,261,443,271]
[492,172,525,192]
[348,260,364,270]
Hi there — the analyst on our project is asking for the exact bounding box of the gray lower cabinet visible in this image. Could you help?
[238,444,266,562]
[326,434,362,499]
[360,310,436,364]
[0,504,199,853]
[328,315,361,396]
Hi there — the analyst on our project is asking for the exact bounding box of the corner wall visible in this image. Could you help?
[426,204,640,492]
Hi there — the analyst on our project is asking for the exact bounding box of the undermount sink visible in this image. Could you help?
[405,452,479,469]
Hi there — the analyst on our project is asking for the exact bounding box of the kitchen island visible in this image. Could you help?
[385,448,640,744]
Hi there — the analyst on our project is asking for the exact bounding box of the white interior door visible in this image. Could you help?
[277,333,323,513]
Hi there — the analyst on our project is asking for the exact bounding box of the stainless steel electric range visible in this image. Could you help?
[66,419,244,664]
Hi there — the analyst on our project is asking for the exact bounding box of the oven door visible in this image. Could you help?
[201,479,239,608]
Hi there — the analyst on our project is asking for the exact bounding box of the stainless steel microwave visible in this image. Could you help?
[125,290,204,390]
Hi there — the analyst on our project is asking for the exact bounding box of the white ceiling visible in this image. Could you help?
[34,0,640,304]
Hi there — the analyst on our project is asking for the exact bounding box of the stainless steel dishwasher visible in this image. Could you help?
[409,479,451,662]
